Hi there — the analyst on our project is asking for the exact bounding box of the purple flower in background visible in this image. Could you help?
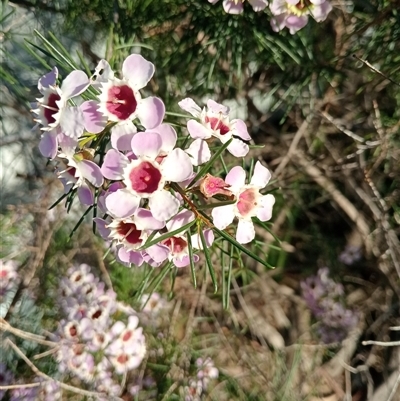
[301,267,358,343]
[270,0,333,34]
[208,0,268,14]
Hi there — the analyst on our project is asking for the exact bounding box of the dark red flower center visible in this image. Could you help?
[122,331,132,342]
[162,236,187,255]
[106,85,137,120]
[44,93,61,124]
[117,354,129,364]
[117,221,142,245]
[205,116,230,135]
[128,161,161,194]
[237,188,258,216]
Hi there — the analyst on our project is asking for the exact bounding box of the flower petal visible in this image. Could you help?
[77,183,94,205]
[185,139,211,166]
[178,98,202,118]
[148,190,180,221]
[232,119,251,141]
[187,119,211,139]
[81,100,107,134]
[39,131,58,159]
[58,106,85,139]
[93,218,111,240]
[122,54,155,89]
[101,149,129,180]
[236,219,255,244]
[227,138,249,157]
[223,0,244,14]
[135,208,166,230]
[60,70,90,99]
[248,0,268,11]
[79,160,104,187]
[38,67,58,92]
[105,189,140,218]
[131,131,162,159]
[111,123,137,151]
[150,124,177,154]
[166,209,194,232]
[136,97,165,129]
[117,247,144,266]
[162,149,193,182]
[146,244,170,264]
[257,194,275,222]
[250,161,271,188]
[191,229,214,250]
[211,205,235,230]
[225,166,246,192]
[207,99,229,114]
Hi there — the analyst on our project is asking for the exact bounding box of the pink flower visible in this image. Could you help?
[270,0,333,34]
[209,0,268,14]
[32,67,90,158]
[211,161,275,244]
[84,55,165,136]
[179,98,251,157]
[103,131,193,221]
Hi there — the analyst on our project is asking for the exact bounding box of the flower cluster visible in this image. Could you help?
[182,357,219,401]
[53,263,146,398]
[32,53,276,274]
[208,0,333,34]
[301,267,358,343]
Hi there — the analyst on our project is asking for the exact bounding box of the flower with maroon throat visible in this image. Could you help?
[212,161,275,244]
[85,54,165,137]
[32,67,90,159]
[104,131,193,221]
[178,98,251,157]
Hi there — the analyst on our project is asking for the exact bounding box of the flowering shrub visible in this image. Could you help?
[301,267,358,343]
[53,263,146,397]
[31,51,276,290]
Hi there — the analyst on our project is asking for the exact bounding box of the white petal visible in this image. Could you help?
[105,189,140,218]
[178,98,202,118]
[225,166,246,192]
[211,205,235,230]
[250,161,271,188]
[149,190,180,221]
[162,149,193,182]
[185,139,211,166]
[61,70,90,99]
[236,219,255,244]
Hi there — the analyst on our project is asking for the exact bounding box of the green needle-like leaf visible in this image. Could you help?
[186,231,197,289]
[199,225,217,293]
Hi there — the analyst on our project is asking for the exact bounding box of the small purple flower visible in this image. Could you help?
[270,0,333,34]
[209,0,268,14]
[212,161,275,244]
